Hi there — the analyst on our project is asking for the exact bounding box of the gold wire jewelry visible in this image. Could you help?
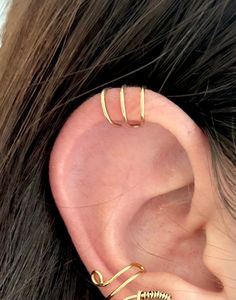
[91,263,145,300]
[101,86,145,127]
[124,290,172,300]
[101,88,122,127]
[120,85,145,128]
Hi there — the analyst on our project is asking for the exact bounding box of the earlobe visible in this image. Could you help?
[49,87,227,299]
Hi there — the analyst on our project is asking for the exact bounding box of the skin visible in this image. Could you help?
[49,87,236,300]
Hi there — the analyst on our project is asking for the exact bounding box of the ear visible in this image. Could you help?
[49,87,235,300]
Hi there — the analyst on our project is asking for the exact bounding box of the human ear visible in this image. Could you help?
[49,87,235,299]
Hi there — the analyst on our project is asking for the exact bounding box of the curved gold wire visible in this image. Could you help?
[124,290,172,300]
[91,263,145,300]
[120,85,145,128]
[101,88,121,127]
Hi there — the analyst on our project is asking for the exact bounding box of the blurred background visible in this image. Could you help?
[0,0,11,46]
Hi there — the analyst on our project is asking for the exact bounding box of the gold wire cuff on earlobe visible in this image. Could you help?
[101,86,146,127]
[91,263,145,299]
[91,263,173,300]
[124,290,172,300]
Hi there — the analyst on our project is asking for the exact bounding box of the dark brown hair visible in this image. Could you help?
[0,0,235,299]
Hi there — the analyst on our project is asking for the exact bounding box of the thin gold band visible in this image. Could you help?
[101,88,122,127]
[120,85,145,127]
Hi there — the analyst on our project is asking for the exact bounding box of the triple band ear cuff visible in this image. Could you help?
[90,263,172,300]
[101,85,145,128]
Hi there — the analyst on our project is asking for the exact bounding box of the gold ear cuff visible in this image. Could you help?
[124,290,172,300]
[91,263,145,300]
[90,263,172,300]
[101,85,145,128]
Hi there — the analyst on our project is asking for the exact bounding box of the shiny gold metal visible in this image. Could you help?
[120,85,128,124]
[120,85,145,127]
[101,88,122,127]
[124,290,172,300]
[101,86,145,127]
[91,263,145,300]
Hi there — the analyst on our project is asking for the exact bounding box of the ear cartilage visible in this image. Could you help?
[124,290,172,300]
